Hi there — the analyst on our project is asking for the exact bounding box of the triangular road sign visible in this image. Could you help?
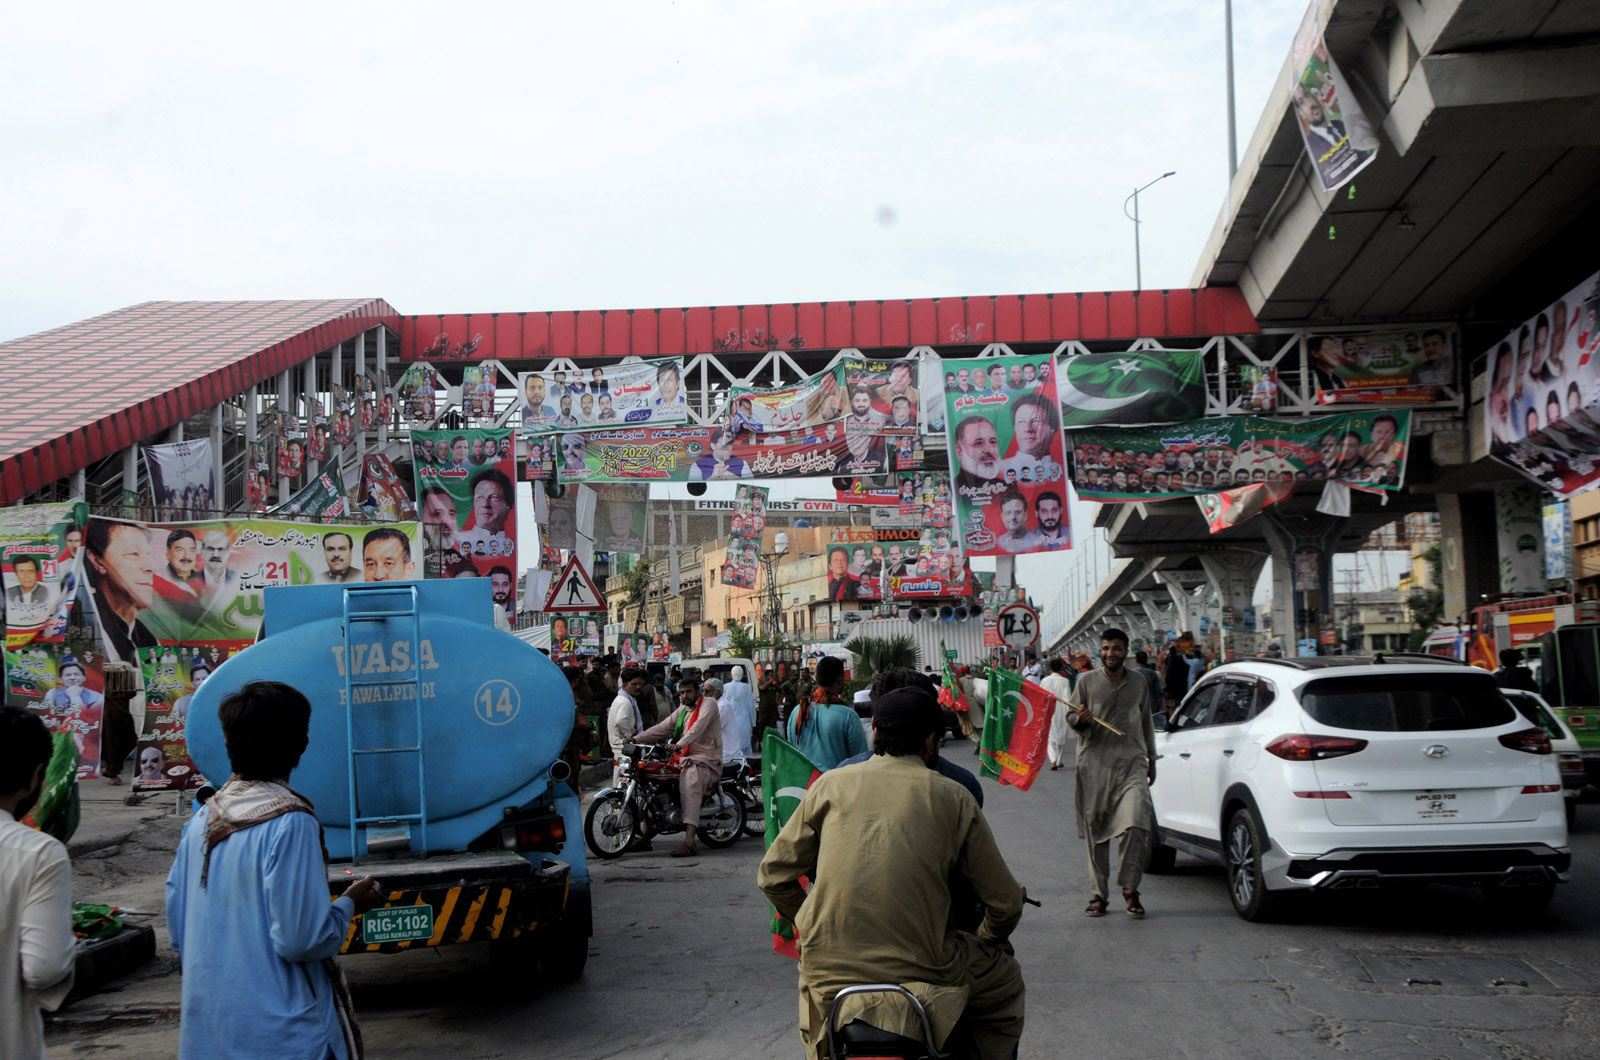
[544,556,606,613]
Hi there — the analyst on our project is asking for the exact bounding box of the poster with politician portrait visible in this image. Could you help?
[941,356,1070,556]
[521,358,689,435]
[411,428,518,577]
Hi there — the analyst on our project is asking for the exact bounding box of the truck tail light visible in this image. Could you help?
[1498,728,1552,755]
[1265,734,1368,761]
[501,814,567,852]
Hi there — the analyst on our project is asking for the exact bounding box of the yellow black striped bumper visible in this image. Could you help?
[336,859,573,955]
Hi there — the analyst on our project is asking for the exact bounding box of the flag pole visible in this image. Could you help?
[1033,683,1127,737]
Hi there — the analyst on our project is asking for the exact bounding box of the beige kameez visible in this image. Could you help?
[758,755,1026,1059]
[1065,667,1157,897]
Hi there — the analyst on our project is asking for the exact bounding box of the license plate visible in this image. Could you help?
[1415,792,1458,820]
[361,904,435,944]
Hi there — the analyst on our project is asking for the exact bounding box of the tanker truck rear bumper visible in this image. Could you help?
[328,850,583,956]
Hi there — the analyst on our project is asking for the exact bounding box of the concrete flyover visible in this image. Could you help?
[1048,0,1600,660]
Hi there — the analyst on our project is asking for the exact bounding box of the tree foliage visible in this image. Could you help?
[1405,545,1445,651]
[844,634,921,677]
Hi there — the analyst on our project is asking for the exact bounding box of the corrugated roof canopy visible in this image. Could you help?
[0,299,397,500]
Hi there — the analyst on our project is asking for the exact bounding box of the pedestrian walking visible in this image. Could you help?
[1042,658,1075,770]
[1065,628,1157,918]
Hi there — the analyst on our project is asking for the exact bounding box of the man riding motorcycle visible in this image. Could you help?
[758,687,1026,1059]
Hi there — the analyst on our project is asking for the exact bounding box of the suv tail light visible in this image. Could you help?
[1265,734,1368,761]
[1497,727,1552,755]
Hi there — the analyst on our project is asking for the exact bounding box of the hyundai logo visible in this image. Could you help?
[1422,744,1450,759]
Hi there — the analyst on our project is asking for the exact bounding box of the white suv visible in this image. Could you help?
[1147,655,1569,920]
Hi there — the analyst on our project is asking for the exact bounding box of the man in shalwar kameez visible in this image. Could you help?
[759,688,1026,1059]
[633,676,723,857]
[1064,627,1157,918]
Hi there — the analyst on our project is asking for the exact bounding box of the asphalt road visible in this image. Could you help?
[47,745,1600,1059]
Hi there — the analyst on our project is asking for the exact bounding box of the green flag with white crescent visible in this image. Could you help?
[761,730,823,959]
[1057,351,1207,427]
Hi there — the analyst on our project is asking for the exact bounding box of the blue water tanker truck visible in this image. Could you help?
[185,579,590,979]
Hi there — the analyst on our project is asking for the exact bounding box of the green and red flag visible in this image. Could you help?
[940,654,970,714]
[761,730,823,959]
[977,667,1057,792]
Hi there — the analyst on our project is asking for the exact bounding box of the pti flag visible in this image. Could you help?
[1057,351,1208,427]
[977,668,1056,792]
[761,730,822,959]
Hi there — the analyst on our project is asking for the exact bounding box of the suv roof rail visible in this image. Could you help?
[1370,651,1468,665]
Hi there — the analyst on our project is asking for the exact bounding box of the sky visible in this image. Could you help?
[0,1,1315,634]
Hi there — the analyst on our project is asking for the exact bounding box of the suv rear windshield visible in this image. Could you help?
[1297,673,1516,732]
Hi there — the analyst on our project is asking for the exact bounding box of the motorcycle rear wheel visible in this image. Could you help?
[583,793,638,859]
[697,790,746,848]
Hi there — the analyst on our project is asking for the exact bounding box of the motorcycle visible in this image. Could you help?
[584,741,746,858]
[728,756,765,838]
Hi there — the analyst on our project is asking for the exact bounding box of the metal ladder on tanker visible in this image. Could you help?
[341,584,427,864]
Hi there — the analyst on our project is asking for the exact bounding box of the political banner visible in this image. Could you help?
[359,454,417,521]
[1308,327,1457,403]
[1291,3,1378,193]
[1071,411,1411,502]
[412,428,518,577]
[1242,365,1279,413]
[133,645,233,792]
[842,357,922,437]
[524,436,558,483]
[12,647,107,779]
[1056,351,1207,427]
[554,425,877,483]
[399,364,445,422]
[834,478,901,506]
[1486,269,1600,499]
[1544,502,1574,584]
[722,485,769,590]
[277,435,306,480]
[463,362,500,421]
[977,667,1056,792]
[943,356,1069,556]
[727,366,844,437]
[545,614,602,657]
[271,466,348,523]
[84,516,423,661]
[143,439,217,518]
[0,502,86,650]
[594,485,648,555]
[1196,480,1296,534]
[825,521,971,601]
[896,470,953,525]
[520,359,689,435]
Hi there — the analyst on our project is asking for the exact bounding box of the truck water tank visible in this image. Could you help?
[185,580,574,860]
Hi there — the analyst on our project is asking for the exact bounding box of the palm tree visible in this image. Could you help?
[844,633,921,679]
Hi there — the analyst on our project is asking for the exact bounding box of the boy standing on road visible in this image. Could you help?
[166,681,384,1059]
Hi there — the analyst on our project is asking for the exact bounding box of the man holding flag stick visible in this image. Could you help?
[1064,627,1157,919]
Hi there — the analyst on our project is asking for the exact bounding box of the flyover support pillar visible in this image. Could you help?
[1262,512,1343,657]
[1198,550,1268,660]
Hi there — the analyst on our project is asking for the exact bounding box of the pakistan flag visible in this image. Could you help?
[1058,350,1207,427]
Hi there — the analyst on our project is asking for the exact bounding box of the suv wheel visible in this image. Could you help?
[1225,807,1280,922]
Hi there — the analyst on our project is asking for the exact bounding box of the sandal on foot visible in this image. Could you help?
[1084,895,1107,917]
[1122,889,1145,918]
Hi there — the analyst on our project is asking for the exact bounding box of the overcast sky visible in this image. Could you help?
[1,1,1316,631]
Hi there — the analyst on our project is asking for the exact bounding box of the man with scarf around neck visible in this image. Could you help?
[631,676,725,857]
[165,681,384,1059]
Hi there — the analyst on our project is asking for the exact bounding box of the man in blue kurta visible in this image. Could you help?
[166,680,383,1060]
[784,656,867,770]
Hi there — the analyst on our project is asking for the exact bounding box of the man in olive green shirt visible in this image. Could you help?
[759,688,1026,1059]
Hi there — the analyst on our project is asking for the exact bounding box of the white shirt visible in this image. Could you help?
[1,814,76,1060]
[719,681,757,762]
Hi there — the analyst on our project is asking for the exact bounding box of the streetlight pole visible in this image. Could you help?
[1123,171,1177,289]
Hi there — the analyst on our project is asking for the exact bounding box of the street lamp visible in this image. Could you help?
[1123,171,1176,290]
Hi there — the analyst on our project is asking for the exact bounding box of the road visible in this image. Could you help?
[47,746,1600,1059]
